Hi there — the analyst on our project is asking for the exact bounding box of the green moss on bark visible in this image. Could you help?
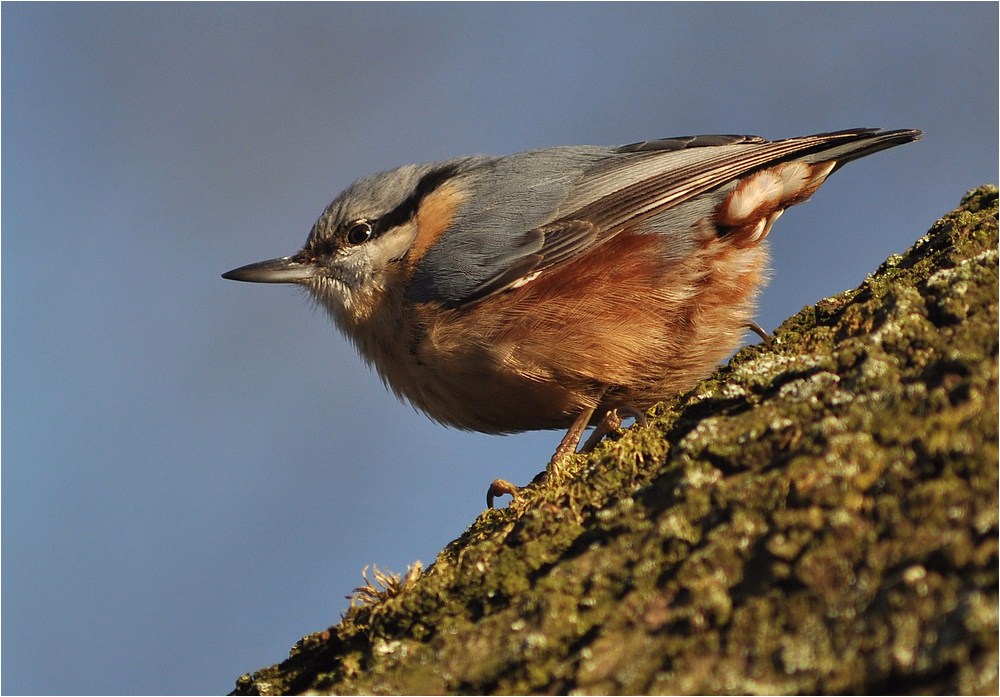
[234,187,999,696]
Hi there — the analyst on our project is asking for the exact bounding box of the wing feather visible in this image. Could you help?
[409,128,920,307]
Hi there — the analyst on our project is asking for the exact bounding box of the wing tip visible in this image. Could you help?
[617,128,922,155]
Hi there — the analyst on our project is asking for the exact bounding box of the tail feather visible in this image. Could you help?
[716,128,921,245]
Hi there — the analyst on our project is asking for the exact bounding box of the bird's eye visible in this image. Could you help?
[345,221,373,245]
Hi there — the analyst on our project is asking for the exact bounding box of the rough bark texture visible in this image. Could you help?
[233,187,999,696]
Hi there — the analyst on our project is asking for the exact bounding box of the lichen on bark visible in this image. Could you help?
[233,187,999,696]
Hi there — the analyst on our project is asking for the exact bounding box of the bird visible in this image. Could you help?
[223,127,921,505]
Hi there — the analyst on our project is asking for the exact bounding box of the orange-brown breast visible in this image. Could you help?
[401,226,769,433]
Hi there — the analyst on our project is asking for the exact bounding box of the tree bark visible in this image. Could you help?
[234,186,999,696]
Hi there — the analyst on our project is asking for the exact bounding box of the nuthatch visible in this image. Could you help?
[223,128,920,504]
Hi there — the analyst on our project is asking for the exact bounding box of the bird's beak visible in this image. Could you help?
[222,256,317,284]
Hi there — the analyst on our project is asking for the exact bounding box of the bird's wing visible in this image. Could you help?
[408,128,921,307]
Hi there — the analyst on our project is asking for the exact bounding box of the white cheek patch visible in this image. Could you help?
[377,222,419,264]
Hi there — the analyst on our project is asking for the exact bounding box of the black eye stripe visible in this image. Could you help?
[374,163,462,235]
[303,163,464,258]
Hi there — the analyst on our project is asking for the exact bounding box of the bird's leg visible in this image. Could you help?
[579,408,621,453]
[579,406,648,452]
[486,478,521,509]
[548,403,598,470]
[485,469,548,508]
[486,390,606,509]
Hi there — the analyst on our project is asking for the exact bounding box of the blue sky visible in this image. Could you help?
[3,3,997,694]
